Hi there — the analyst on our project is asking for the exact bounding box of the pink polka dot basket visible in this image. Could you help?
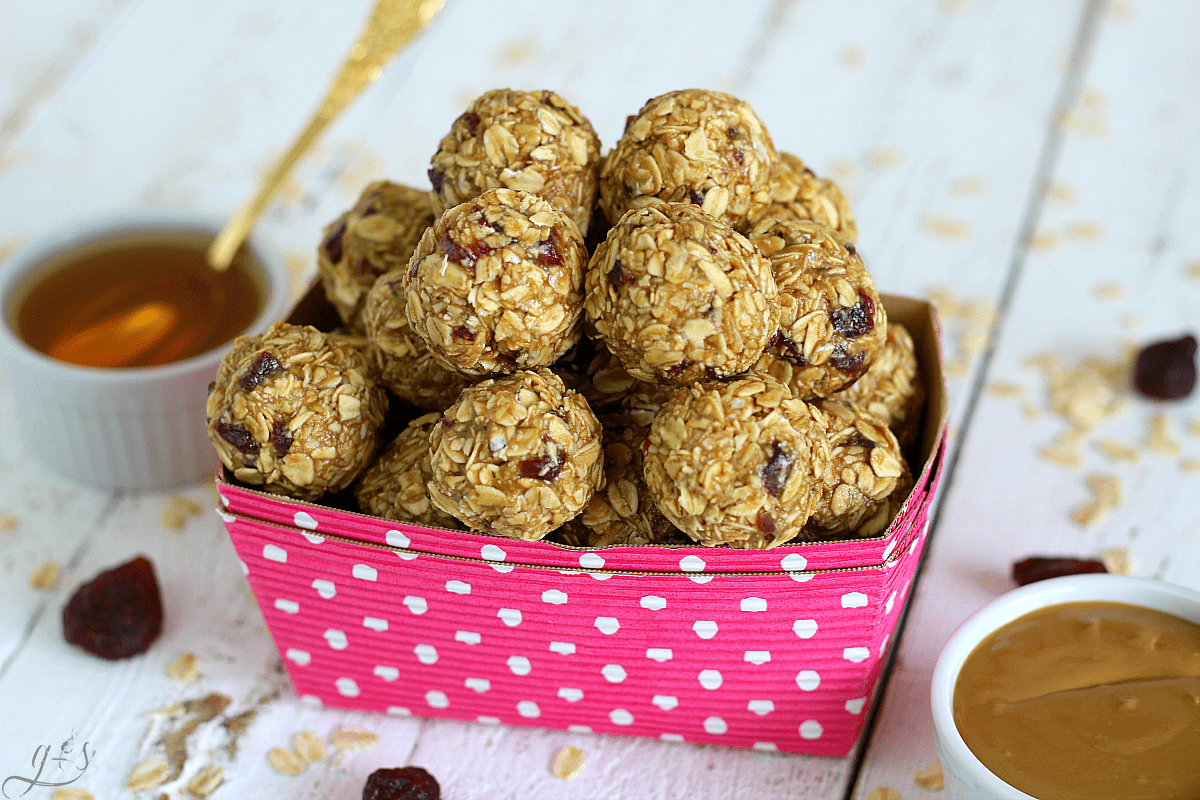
[216,294,947,757]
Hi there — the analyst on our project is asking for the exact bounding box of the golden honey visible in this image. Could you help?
[13,232,263,369]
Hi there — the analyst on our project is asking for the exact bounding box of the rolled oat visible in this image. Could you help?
[356,413,465,530]
[29,560,61,590]
[755,152,857,240]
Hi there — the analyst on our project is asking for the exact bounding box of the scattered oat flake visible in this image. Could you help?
[1047,182,1077,205]
[866,147,904,169]
[1095,438,1139,463]
[499,38,536,66]
[550,745,586,780]
[914,761,945,791]
[868,787,903,800]
[1029,230,1058,250]
[0,513,17,533]
[1069,221,1105,241]
[922,216,972,240]
[293,730,326,764]
[1072,473,1122,529]
[988,382,1027,401]
[1181,458,1200,473]
[1106,0,1134,22]
[167,651,199,682]
[829,157,856,183]
[943,359,969,378]
[161,495,203,531]
[330,726,379,751]
[186,764,224,798]
[29,560,61,590]
[1121,312,1144,330]
[1039,427,1087,469]
[950,176,989,196]
[52,790,94,800]
[1188,418,1200,438]
[127,757,170,791]
[1093,281,1124,301]
[927,287,962,319]
[1101,547,1133,576]
[1186,262,1200,281]
[1145,413,1181,455]
[267,747,307,776]
[839,44,866,69]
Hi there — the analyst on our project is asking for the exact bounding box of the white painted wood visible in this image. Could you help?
[1,1,1197,798]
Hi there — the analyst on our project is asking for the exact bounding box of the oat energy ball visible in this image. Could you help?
[756,152,857,241]
[362,266,470,409]
[748,218,886,395]
[836,322,924,449]
[317,181,436,331]
[356,413,463,530]
[427,368,603,540]
[207,323,387,501]
[429,89,601,236]
[644,377,831,549]
[582,419,685,547]
[404,188,588,377]
[805,399,905,539]
[585,202,778,385]
[599,89,777,230]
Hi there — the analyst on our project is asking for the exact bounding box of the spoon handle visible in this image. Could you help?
[207,0,446,271]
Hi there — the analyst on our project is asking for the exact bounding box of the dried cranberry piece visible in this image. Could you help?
[362,766,441,800]
[214,419,259,458]
[354,257,376,278]
[845,242,857,256]
[762,441,793,497]
[62,556,164,660]
[534,233,563,267]
[427,168,445,195]
[608,259,633,287]
[666,359,695,380]
[688,189,705,206]
[519,451,565,481]
[238,351,283,392]
[271,419,293,456]
[451,325,474,341]
[440,231,493,268]
[726,127,740,140]
[777,335,807,364]
[755,509,777,534]
[831,291,876,339]
[457,111,481,136]
[1011,556,1106,586]
[322,217,347,264]
[829,346,866,374]
[1133,334,1197,401]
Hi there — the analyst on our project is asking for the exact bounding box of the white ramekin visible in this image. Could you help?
[0,211,292,490]
[930,573,1200,800]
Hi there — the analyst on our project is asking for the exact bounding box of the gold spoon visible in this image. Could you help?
[50,301,179,368]
[207,0,447,271]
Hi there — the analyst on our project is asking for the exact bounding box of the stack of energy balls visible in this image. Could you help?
[206,88,924,550]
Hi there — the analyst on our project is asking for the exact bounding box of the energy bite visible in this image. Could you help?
[318,181,436,331]
[355,413,464,530]
[748,218,886,396]
[429,89,601,236]
[361,265,470,410]
[585,201,778,385]
[207,322,387,501]
[836,322,924,449]
[643,376,831,549]
[756,152,857,241]
[427,368,603,540]
[599,89,777,230]
[405,188,588,377]
[804,399,906,539]
[581,417,686,547]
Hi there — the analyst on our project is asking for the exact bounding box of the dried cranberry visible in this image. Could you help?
[519,450,565,481]
[451,325,474,341]
[778,335,806,364]
[354,257,375,278]
[755,509,777,534]
[271,419,293,456]
[1011,556,1106,586]
[831,291,876,339]
[440,231,492,268]
[733,149,744,165]
[688,189,705,206]
[845,242,857,256]
[362,766,441,800]
[534,233,563,267]
[322,217,347,264]
[427,168,445,195]
[214,419,259,458]
[457,111,481,137]
[726,127,740,140]
[238,351,282,391]
[608,260,633,287]
[1133,334,1197,401]
[62,556,163,660]
[829,346,866,374]
[762,441,793,497]
[666,359,695,380]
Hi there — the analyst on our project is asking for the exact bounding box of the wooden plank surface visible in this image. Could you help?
[0,1,1196,798]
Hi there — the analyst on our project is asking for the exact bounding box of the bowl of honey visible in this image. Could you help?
[0,211,292,489]
[931,573,1200,800]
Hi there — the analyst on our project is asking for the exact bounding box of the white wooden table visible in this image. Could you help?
[1,1,1197,798]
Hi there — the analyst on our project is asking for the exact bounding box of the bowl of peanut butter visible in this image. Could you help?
[931,574,1200,800]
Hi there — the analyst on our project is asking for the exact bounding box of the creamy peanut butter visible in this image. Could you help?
[953,600,1200,800]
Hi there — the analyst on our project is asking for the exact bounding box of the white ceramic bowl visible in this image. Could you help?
[0,211,292,490]
[930,573,1200,799]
